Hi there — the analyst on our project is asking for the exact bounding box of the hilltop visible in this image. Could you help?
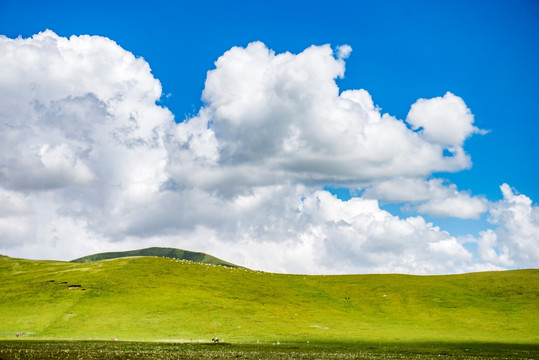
[71,247,240,268]
[0,255,537,344]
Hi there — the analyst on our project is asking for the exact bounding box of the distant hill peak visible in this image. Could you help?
[71,247,242,268]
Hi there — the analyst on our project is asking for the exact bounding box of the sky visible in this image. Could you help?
[0,0,538,274]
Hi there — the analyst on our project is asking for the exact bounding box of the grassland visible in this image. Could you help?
[71,247,240,268]
[0,255,537,345]
[0,340,537,360]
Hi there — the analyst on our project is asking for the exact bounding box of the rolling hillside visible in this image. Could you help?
[71,247,240,268]
[0,255,537,344]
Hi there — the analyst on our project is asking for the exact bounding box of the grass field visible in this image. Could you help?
[71,247,240,268]
[0,254,537,345]
[0,340,537,360]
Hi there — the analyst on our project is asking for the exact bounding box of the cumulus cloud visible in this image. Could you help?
[0,30,172,246]
[190,42,475,191]
[364,178,488,219]
[298,191,474,274]
[407,92,486,147]
[474,184,539,267]
[0,31,534,274]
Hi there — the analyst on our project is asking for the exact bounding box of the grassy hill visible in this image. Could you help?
[71,247,240,268]
[0,255,537,344]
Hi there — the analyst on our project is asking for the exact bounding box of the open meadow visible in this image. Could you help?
[0,340,538,360]
[0,254,537,358]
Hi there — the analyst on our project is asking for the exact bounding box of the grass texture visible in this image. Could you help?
[0,255,537,344]
[0,340,537,360]
[71,247,240,268]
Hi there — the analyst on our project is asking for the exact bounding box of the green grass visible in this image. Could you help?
[71,247,240,268]
[0,255,537,344]
[0,341,537,360]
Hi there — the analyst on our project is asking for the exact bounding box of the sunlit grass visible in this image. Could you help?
[0,255,537,344]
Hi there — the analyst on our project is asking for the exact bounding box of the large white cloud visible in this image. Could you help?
[187,41,475,191]
[0,31,534,274]
[0,30,173,251]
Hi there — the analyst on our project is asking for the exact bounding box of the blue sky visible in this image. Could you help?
[0,0,537,273]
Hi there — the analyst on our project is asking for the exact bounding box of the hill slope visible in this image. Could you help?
[0,255,537,343]
[71,247,240,268]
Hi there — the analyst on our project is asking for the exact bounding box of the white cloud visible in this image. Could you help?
[126,188,479,275]
[194,41,473,191]
[417,196,487,219]
[406,92,486,147]
[0,31,534,274]
[475,184,539,267]
[0,188,35,247]
[476,229,513,266]
[0,30,172,246]
[336,44,352,59]
[364,177,488,219]
[297,191,474,274]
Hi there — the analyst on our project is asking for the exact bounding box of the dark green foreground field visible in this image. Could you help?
[0,253,537,350]
[0,340,538,360]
